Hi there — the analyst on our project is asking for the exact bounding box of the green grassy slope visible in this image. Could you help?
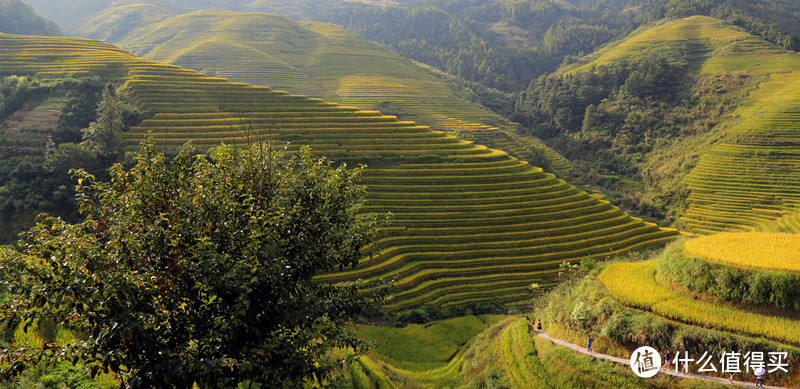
[333,316,732,388]
[112,9,574,178]
[562,16,800,234]
[0,33,678,309]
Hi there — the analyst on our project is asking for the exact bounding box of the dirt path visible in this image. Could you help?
[536,331,784,388]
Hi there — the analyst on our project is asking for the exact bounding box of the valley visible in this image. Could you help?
[2,0,800,387]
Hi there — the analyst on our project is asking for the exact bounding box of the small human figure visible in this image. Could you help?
[536,319,542,332]
[664,350,672,370]
[587,336,593,352]
[729,372,734,384]
[755,367,766,387]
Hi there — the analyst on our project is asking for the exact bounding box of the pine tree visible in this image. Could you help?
[81,83,123,158]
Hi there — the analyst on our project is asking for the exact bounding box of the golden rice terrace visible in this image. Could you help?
[0,33,679,309]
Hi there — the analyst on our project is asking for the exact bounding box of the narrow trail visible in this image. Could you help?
[536,331,785,389]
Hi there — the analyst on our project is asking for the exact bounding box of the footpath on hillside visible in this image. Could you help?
[536,331,785,389]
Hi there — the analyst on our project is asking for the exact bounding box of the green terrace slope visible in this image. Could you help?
[561,16,800,234]
[0,93,67,157]
[112,9,574,178]
[0,33,678,309]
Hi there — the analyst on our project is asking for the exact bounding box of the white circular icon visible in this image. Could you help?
[630,346,662,378]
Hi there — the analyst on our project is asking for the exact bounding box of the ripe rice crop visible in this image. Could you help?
[683,232,800,271]
[1,33,680,308]
[599,260,800,345]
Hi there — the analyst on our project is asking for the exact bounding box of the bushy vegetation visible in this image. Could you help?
[309,0,800,96]
[509,15,796,226]
[0,78,139,244]
[658,237,800,310]
[0,76,32,120]
[316,0,650,92]
[1,139,388,387]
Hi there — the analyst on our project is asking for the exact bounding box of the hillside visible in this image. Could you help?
[331,315,736,388]
[73,1,189,42]
[517,15,800,232]
[527,234,800,388]
[0,0,60,36]
[111,9,574,177]
[0,33,678,309]
[22,0,113,33]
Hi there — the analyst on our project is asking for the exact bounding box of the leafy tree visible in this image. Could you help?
[53,78,105,145]
[0,139,388,388]
[0,75,32,120]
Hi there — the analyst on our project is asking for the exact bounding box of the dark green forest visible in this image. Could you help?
[0,78,143,244]
[314,0,800,92]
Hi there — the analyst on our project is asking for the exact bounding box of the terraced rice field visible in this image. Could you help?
[566,16,800,75]
[114,10,574,179]
[0,94,67,156]
[0,33,679,308]
[599,259,800,345]
[681,69,800,233]
[772,209,800,232]
[557,15,800,233]
[573,16,800,234]
[683,232,800,271]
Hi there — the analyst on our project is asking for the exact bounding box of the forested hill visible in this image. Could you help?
[0,0,60,36]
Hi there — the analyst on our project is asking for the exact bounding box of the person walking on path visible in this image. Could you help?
[587,336,593,352]
[755,367,766,387]
[536,319,542,332]
[664,350,672,371]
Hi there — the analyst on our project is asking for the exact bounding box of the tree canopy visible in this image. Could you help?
[0,139,388,388]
